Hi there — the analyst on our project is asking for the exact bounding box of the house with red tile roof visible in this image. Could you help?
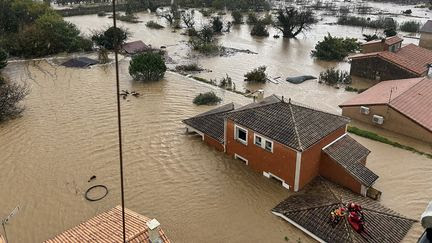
[340,77,432,143]
[349,37,432,81]
[183,95,379,197]
[44,206,170,243]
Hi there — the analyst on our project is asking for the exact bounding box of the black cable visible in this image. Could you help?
[111,0,126,242]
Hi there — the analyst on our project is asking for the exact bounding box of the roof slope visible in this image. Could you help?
[272,178,416,243]
[420,20,432,34]
[340,77,432,132]
[323,135,377,187]
[351,44,432,75]
[122,41,151,54]
[61,57,99,68]
[183,103,237,143]
[227,98,350,151]
[361,36,403,46]
[44,206,170,243]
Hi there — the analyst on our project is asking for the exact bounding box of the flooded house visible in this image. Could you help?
[340,77,432,143]
[420,20,432,50]
[44,206,170,243]
[272,178,416,243]
[349,36,432,81]
[121,40,152,55]
[183,95,378,197]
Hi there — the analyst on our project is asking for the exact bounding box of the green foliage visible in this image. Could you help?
[175,63,203,72]
[189,25,220,55]
[146,21,165,29]
[261,13,273,25]
[98,48,109,64]
[400,21,420,33]
[92,26,128,51]
[193,91,222,105]
[0,49,8,69]
[209,0,269,11]
[311,34,360,61]
[232,11,243,24]
[0,77,29,122]
[8,12,92,57]
[275,7,316,38]
[348,126,432,159]
[0,0,53,35]
[219,74,235,90]
[117,14,140,23]
[244,66,267,82]
[211,16,223,33]
[363,34,380,42]
[97,11,106,17]
[318,68,351,85]
[129,53,167,81]
[247,12,258,25]
[251,20,269,37]
[384,27,397,37]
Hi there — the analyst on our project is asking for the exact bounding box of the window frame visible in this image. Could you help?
[254,133,274,153]
[264,140,273,152]
[234,124,248,145]
[254,134,262,147]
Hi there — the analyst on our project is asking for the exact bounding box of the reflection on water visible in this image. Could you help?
[0,5,431,242]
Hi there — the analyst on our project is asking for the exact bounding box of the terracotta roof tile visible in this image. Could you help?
[272,178,416,243]
[361,36,403,46]
[227,99,350,151]
[340,77,432,132]
[323,135,377,187]
[44,206,170,243]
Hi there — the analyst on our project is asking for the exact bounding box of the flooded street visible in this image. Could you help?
[1,2,431,242]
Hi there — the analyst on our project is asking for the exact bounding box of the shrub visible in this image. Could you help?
[384,27,397,37]
[175,63,203,72]
[146,21,165,29]
[232,11,243,24]
[219,74,235,90]
[400,21,420,33]
[193,91,222,105]
[261,13,273,25]
[129,53,167,81]
[92,26,129,51]
[117,14,140,23]
[318,68,351,85]
[244,66,267,83]
[0,78,29,122]
[311,34,360,61]
[251,20,269,37]
[188,25,220,55]
[211,16,223,33]
[363,34,380,42]
[247,12,258,24]
[337,16,398,30]
[0,49,7,69]
[97,11,106,17]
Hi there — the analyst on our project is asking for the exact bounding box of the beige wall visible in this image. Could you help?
[420,33,432,50]
[341,105,432,143]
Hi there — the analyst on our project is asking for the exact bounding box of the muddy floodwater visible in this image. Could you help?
[1,2,432,242]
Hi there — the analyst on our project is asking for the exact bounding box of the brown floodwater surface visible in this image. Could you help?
[0,59,430,243]
[1,5,431,242]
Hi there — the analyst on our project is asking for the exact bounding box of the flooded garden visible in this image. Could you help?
[0,0,432,242]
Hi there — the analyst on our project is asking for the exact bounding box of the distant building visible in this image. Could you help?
[121,40,152,55]
[340,77,432,143]
[183,95,378,197]
[349,37,432,81]
[420,20,432,50]
[61,57,99,68]
[272,178,416,243]
[44,206,170,243]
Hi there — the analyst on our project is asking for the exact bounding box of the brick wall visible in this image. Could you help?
[320,153,362,194]
[203,135,224,152]
[350,56,419,81]
[225,120,298,189]
[361,42,387,53]
[299,126,347,190]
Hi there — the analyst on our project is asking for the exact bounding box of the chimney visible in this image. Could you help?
[255,90,264,103]
[146,219,163,243]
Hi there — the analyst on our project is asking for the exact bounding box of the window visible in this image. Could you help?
[254,135,262,146]
[235,125,248,144]
[265,140,273,152]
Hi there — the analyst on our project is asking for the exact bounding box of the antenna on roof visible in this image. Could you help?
[282,96,284,102]
[111,0,126,242]
[289,98,291,103]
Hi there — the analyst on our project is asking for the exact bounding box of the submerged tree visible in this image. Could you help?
[129,53,167,81]
[212,16,224,33]
[193,91,222,105]
[244,66,267,83]
[232,11,243,24]
[92,26,129,50]
[0,49,8,69]
[251,20,269,37]
[162,4,180,26]
[363,34,380,42]
[274,7,316,38]
[182,11,195,29]
[0,77,29,122]
[311,34,360,61]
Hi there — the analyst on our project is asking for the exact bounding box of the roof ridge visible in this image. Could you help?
[290,101,350,122]
[228,95,282,114]
[282,202,341,214]
[389,77,428,105]
[288,102,303,151]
